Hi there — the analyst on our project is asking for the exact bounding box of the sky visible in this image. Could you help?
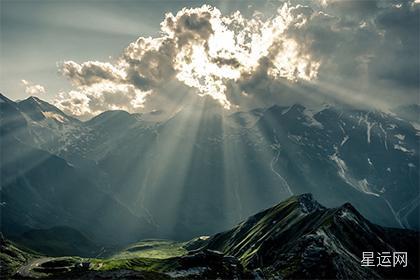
[1,0,271,100]
[1,0,419,119]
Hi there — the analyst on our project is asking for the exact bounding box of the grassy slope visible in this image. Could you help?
[110,240,187,259]
[7,239,187,278]
[6,195,420,279]
[90,240,186,272]
[0,235,38,278]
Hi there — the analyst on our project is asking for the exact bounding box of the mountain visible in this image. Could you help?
[4,194,419,279]
[247,104,419,229]
[1,94,419,243]
[10,226,99,257]
[16,96,78,124]
[0,94,31,141]
[0,233,38,279]
[0,94,156,246]
[0,138,155,245]
[72,101,418,238]
[199,194,420,279]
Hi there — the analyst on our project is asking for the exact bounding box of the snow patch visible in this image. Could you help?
[394,144,414,155]
[339,209,358,223]
[364,116,375,144]
[394,134,405,141]
[330,148,379,197]
[340,136,349,146]
[330,151,350,185]
[358,179,379,197]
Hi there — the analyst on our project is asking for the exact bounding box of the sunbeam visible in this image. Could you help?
[1,1,419,278]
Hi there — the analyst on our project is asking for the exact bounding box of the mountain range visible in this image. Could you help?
[1,92,419,278]
[2,194,419,279]
[1,93,418,248]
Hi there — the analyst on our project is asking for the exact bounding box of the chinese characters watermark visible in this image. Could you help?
[361,252,407,267]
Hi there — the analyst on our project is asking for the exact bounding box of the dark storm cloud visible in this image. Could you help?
[372,2,420,88]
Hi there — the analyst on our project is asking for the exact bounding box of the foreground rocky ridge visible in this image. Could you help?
[2,194,419,279]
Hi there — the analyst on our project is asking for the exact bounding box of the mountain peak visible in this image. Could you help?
[88,110,132,121]
[86,110,140,128]
[20,96,48,108]
[0,93,14,104]
[200,194,420,279]
[26,95,42,102]
[335,202,364,221]
[296,193,326,214]
[20,95,51,108]
[16,96,78,124]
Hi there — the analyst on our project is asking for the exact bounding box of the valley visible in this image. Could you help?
[1,94,418,247]
[2,194,419,279]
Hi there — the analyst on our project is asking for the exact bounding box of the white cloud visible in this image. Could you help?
[56,4,322,117]
[54,1,419,118]
[55,82,150,120]
[21,79,46,96]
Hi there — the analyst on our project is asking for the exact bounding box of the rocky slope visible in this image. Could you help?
[0,94,156,247]
[199,194,420,279]
[1,93,418,243]
[3,194,419,279]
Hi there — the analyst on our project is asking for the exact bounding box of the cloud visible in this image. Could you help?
[60,61,124,86]
[278,0,419,107]
[21,79,46,96]
[55,1,419,118]
[57,4,320,117]
[55,82,150,120]
[372,2,420,88]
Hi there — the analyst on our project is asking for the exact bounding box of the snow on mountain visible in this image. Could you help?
[1,94,419,241]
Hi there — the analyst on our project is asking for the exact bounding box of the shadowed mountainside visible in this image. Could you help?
[2,194,419,279]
